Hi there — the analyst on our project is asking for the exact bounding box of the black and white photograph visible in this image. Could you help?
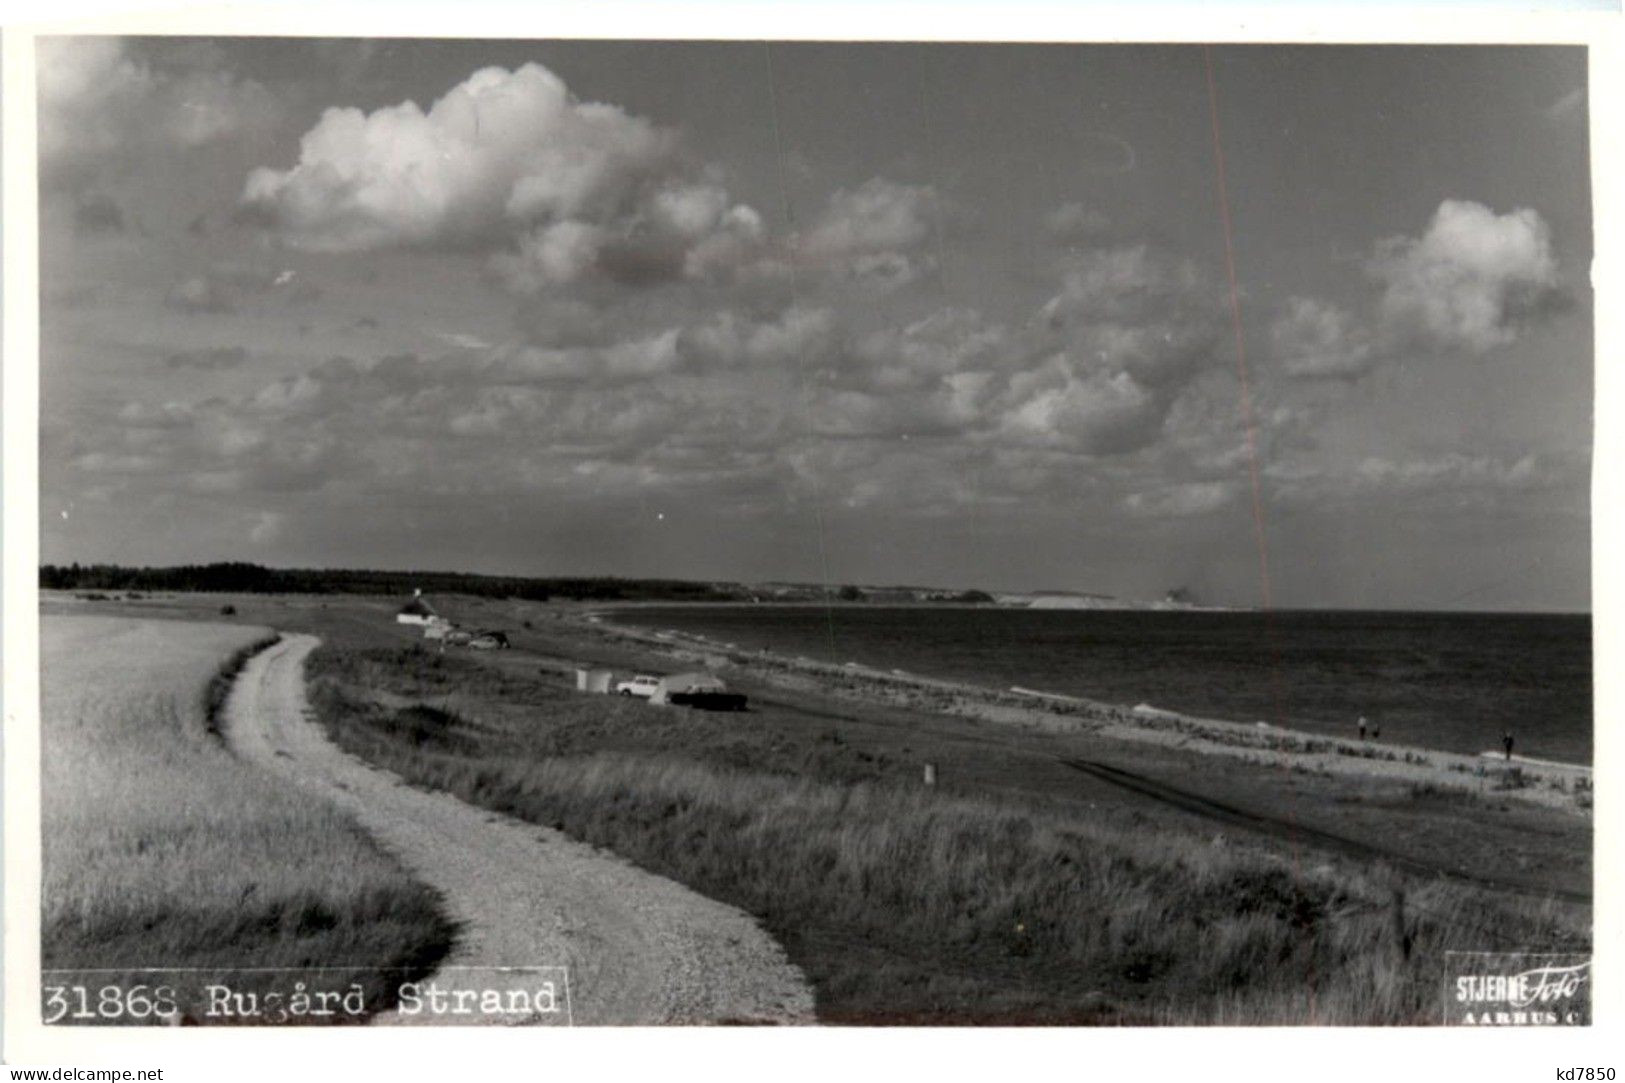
[2,6,1616,1073]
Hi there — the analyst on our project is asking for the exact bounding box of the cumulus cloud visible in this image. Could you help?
[1034,245,1225,391]
[107,347,799,503]
[802,308,1008,440]
[65,253,1367,529]
[493,221,609,289]
[804,178,933,254]
[39,38,156,172]
[39,37,278,185]
[1350,452,1544,491]
[242,62,767,294]
[1263,450,1579,511]
[677,306,840,373]
[682,205,771,281]
[957,242,1228,456]
[498,330,684,381]
[844,308,1007,393]
[809,373,999,443]
[1123,480,1235,518]
[790,240,1226,461]
[494,305,839,383]
[117,400,198,428]
[1269,297,1376,379]
[1270,200,1568,380]
[995,361,1164,455]
[244,63,664,250]
[93,188,1249,527]
[102,387,342,496]
[1370,200,1564,354]
[240,59,959,358]
[799,178,939,288]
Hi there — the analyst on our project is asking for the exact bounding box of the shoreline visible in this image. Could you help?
[37,591,1595,814]
[589,601,1592,764]
[575,608,1593,818]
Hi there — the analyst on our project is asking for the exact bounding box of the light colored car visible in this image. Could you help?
[615,674,661,697]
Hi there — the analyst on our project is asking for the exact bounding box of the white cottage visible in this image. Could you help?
[396,590,441,626]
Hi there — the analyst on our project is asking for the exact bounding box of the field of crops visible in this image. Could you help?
[41,615,453,1022]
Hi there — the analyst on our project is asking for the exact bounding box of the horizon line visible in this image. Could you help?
[36,560,1592,617]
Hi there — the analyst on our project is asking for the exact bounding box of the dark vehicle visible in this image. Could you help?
[668,690,748,712]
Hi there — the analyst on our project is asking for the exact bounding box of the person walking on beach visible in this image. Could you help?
[1371,722,1381,740]
[1358,717,1368,741]
[1503,730,1515,761]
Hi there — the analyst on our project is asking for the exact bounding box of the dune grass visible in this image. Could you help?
[308,644,1588,1024]
[41,617,455,1023]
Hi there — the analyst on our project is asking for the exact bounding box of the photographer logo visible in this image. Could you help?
[1446,953,1590,1026]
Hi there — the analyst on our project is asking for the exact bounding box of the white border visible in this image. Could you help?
[3,6,1620,1080]
[1,4,1618,43]
[4,16,45,1068]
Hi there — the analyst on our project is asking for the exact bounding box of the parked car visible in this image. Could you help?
[468,630,509,650]
[647,672,746,711]
[616,674,661,697]
[668,689,749,712]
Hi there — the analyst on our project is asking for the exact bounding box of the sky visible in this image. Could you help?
[35,38,1593,609]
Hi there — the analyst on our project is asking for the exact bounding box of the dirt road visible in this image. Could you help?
[222,634,816,1025]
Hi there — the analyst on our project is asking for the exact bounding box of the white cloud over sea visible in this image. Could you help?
[1371,199,1564,354]
[40,37,279,186]
[1270,200,1568,380]
[37,41,1592,606]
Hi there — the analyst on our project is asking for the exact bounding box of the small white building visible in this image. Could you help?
[396,590,441,626]
[576,668,614,694]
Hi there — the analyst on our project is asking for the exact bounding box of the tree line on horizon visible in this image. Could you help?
[38,562,747,602]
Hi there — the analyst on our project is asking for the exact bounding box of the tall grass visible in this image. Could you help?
[41,617,455,1023]
[309,646,1588,1024]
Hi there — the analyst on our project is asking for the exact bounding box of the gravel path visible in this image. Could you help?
[222,633,815,1026]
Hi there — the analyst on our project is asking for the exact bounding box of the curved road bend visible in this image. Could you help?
[222,633,815,1026]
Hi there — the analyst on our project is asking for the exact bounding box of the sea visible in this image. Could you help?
[615,606,1594,765]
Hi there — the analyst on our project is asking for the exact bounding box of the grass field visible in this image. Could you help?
[41,616,455,1023]
[307,643,1590,1024]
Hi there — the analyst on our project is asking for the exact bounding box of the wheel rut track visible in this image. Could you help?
[1060,758,1590,905]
